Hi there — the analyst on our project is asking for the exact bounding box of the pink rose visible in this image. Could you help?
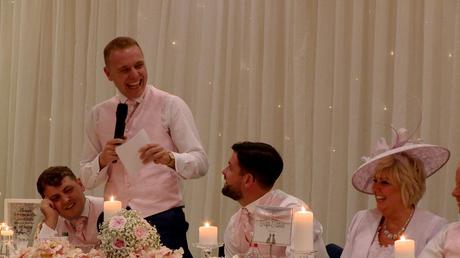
[54,244,64,254]
[152,246,178,258]
[142,249,160,258]
[109,216,127,230]
[135,226,148,239]
[112,238,126,249]
[158,246,172,256]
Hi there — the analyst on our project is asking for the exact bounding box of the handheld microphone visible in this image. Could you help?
[114,103,128,139]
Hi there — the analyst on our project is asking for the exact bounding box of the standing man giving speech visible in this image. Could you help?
[80,36,208,258]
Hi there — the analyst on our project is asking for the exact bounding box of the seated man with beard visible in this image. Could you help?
[221,141,328,258]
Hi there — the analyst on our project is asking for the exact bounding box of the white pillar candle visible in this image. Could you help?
[1,226,14,237]
[104,196,122,222]
[395,236,415,258]
[291,207,313,252]
[199,222,218,245]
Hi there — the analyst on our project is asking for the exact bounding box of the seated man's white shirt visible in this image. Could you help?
[224,189,328,258]
[38,196,103,246]
[38,197,90,237]
[419,221,460,258]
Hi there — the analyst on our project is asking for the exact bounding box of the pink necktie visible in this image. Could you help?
[126,100,139,122]
[239,208,253,249]
[73,216,88,241]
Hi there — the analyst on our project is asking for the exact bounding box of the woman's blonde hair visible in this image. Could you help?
[374,153,426,207]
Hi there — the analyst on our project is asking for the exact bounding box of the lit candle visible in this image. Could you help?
[291,207,313,252]
[0,226,14,237]
[199,222,218,246]
[104,196,122,222]
[394,236,415,258]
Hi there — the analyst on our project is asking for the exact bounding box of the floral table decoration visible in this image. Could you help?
[11,209,183,258]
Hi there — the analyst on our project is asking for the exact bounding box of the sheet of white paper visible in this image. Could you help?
[115,129,151,173]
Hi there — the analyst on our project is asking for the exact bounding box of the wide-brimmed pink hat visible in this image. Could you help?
[352,128,450,194]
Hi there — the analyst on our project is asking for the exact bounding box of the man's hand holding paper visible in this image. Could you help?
[138,143,172,166]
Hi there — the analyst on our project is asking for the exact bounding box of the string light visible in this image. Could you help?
[383,105,388,111]
[355,77,359,81]
[328,105,333,110]
[240,61,250,72]
[390,51,394,56]
[218,133,222,137]
[208,81,212,85]
[49,118,52,122]
[277,104,282,108]
[448,53,453,58]
[171,41,176,45]
[331,148,336,153]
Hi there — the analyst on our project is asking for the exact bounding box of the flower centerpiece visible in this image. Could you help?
[11,238,104,258]
[34,239,69,257]
[12,209,183,258]
[99,209,183,258]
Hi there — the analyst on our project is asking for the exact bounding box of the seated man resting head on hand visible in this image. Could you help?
[36,166,103,247]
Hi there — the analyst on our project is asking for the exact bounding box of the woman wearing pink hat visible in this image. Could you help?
[341,128,450,258]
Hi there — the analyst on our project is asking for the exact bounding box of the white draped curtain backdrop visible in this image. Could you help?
[1,0,459,253]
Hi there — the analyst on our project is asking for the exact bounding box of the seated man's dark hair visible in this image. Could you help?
[37,166,77,198]
[231,141,283,189]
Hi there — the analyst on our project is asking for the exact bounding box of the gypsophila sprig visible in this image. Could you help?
[99,209,161,258]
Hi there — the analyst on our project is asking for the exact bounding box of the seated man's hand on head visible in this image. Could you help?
[40,198,59,230]
[42,176,87,225]
[37,166,87,232]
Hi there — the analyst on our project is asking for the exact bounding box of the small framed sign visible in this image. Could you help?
[4,198,43,241]
[252,206,293,246]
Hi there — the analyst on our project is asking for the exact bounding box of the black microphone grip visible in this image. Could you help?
[113,103,128,163]
[114,103,128,139]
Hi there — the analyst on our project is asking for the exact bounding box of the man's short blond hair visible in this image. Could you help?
[374,153,426,207]
[103,36,142,65]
